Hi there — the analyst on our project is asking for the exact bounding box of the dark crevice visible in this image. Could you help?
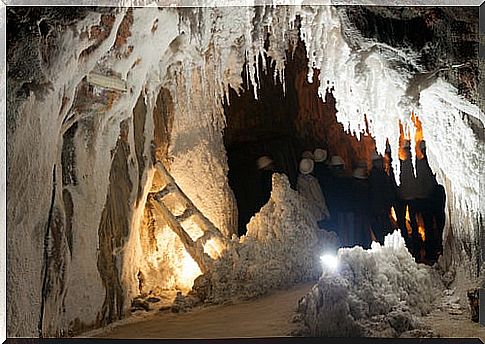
[39,165,57,337]
[223,49,301,236]
[463,112,485,141]
[38,19,50,38]
[152,87,174,165]
[61,122,78,187]
[62,189,74,257]
[96,119,132,327]
[40,198,70,336]
[133,92,146,205]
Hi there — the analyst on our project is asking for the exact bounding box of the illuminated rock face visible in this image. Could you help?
[6,5,482,337]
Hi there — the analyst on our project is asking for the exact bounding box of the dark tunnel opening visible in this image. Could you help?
[223,49,302,236]
[222,32,446,265]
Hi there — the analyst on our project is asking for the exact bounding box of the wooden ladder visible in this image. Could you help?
[148,161,228,274]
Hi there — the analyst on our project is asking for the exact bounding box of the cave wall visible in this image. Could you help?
[296,6,483,281]
[167,67,237,238]
[6,6,291,337]
[7,10,120,336]
[7,7,183,336]
[337,6,484,281]
[342,7,480,106]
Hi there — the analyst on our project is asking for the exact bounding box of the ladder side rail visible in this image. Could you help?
[150,197,212,273]
[154,162,226,240]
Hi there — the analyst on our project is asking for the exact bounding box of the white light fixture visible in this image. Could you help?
[320,253,339,272]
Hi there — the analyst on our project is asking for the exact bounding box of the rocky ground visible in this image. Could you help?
[80,280,483,339]
[419,287,484,340]
[81,282,315,339]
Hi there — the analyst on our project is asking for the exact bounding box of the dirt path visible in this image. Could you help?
[84,282,314,339]
[419,280,484,341]
[421,305,485,340]
[82,280,484,340]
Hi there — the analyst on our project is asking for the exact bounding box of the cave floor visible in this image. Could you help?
[83,282,314,339]
[420,296,485,340]
[421,308,484,340]
[81,280,484,340]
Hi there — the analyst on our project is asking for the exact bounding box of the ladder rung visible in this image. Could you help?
[195,231,212,246]
[176,207,194,222]
[150,161,233,274]
[151,183,174,199]
[152,201,194,247]
[150,199,213,273]
[191,213,220,234]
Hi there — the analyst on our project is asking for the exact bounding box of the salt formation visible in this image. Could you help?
[6,6,293,336]
[192,174,337,303]
[296,5,483,281]
[5,4,482,338]
[299,6,483,214]
[296,230,437,337]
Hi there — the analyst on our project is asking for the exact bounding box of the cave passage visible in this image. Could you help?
[223,35,446,264]
[223,52,302,236]
[226,134,301,236]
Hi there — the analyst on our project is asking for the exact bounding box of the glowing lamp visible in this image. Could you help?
[320,253,339,271]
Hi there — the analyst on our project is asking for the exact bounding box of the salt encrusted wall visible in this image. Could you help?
[6,4,482,338]
[341,6,484,280]
[7,10,129,336]
[6,6,289,337]
[296,6,483,280]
